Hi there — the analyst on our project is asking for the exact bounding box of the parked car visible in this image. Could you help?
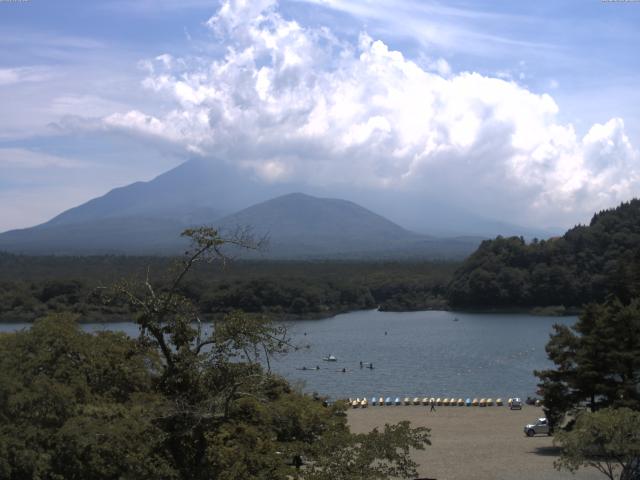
[510,397,522,410]
[524,417,550,437]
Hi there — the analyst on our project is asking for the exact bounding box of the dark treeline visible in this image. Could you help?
[0,254,455,322]
[448,199,640,309]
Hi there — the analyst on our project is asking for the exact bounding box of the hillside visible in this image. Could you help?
[216,193,479,258]
[448,199,640,309]
[0,159,481,258]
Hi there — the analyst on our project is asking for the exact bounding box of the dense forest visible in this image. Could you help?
[448,199,640,309]
[3,199,640,322]
[0,254,455,322]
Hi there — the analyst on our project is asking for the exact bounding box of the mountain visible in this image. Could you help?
[0,158,486,258]
[216,192,480,258]
[0,159,282,255]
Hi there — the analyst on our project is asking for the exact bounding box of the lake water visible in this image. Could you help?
[0,309,575,400]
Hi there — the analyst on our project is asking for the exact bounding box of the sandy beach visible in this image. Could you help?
[348,405,603,480]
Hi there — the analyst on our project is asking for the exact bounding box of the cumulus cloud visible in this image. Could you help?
[104,0,639,227]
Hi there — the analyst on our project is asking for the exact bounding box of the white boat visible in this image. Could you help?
[322,354,337,362]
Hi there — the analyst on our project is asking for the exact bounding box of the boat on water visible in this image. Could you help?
[322,354,337,362]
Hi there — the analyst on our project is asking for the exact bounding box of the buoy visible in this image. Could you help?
[457,398,465,406]
[422,397,429,406]
[487,398,494,406]
[413,397,420,405]
[394,397,401,406]
[535,399,541,407]
[496,398,503,406]
[465,398,472,406]
[472,398,479,406]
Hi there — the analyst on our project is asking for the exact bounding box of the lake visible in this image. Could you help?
[0,309,575,400]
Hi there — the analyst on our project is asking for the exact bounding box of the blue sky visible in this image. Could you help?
[1,0,639,232]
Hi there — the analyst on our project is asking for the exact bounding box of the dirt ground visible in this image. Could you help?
[348,405,604,480]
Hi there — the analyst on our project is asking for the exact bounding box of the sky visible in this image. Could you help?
[1,0,639,233]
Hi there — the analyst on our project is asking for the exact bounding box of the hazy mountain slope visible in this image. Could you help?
[0,158,486,258]
[217,193,480,258]
[43,159,262,227]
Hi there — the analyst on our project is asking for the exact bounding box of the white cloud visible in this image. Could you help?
[103,0,639,227]
[0,67,51,87]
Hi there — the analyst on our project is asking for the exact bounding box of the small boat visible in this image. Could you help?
[496,398,503,406]
[403,397,411,405]
[472,398,479,406]
[351,399,359,408]
[379,397,384,406]
[443,398,450,406]
[361,398,368,408]
[385,397,392,405]
[479,398,486,407]
[465,398,472,406]
[422,397,429,406]
[322,354,337,362]
[486,398,494,406]
[371,397,378,406]
[394,397,401,406]
[413,397,421,405]
[457,398,465,406]
[436,398,442,406]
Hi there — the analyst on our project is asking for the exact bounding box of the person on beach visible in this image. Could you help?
[430,399,436,412]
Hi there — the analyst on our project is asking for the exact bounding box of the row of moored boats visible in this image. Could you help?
[349,397,516,408]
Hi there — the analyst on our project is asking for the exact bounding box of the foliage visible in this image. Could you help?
[0,313,175,480]
[535,297,640,429]
[448,199,640,309]
[554,408,640,480]
[305,420,431,480]
[0,252,455,322]
[0,227,431,479]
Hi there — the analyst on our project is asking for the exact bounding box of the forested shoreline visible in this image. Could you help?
[2,200,640,323]
[0,254,454,323]
[448,200,640,310]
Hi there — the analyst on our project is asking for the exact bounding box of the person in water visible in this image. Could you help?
[359,361,363,368]
[368,363,374,369]
[341,368,346,373]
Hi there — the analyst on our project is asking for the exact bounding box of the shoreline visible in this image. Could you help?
[0,304,581,325]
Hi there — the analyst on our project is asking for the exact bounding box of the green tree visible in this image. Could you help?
[554,408,640,480]
[0,314,175,480]
[108,226,431,479]
[536,297,640,429]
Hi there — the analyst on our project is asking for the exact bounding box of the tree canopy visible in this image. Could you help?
[554,408,640,480]
[535,297,640,429]
[0,227,431,480]
[448,199,640,309]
